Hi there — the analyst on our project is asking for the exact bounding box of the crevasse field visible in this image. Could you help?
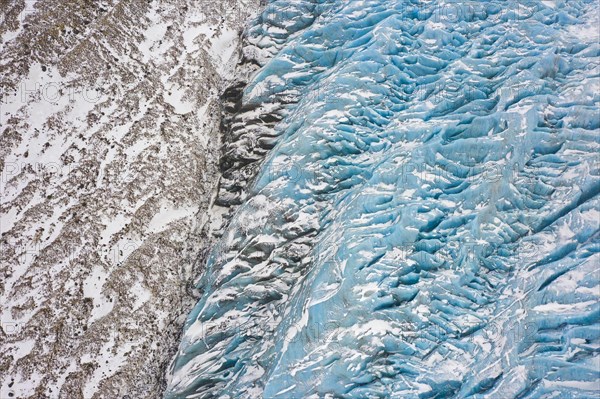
[166,1,600,398]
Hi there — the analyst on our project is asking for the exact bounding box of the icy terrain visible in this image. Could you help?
[167,0,600,398]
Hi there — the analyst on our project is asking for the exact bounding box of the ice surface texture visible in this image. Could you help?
[166,1,600,398]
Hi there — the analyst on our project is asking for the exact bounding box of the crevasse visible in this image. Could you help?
[165,1,600,398]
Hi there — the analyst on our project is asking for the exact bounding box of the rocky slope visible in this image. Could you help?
[0,0,260,397]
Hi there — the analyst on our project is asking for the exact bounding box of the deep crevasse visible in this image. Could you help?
[166,1,600,398]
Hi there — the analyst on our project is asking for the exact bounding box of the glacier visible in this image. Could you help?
[165,0,600,398]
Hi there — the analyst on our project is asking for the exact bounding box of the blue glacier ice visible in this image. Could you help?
[165,1,600,398]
